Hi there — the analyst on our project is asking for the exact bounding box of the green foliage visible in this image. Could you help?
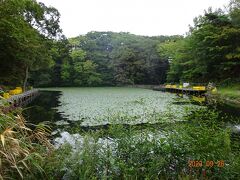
[43,108,240,179]
[160,2,240,83]
[218,84,240,101]
[33,32,175,87]
[29,38,73,87]
[72,60,102,86]
[0,0,61,87]
[67,32,173,86]
[70,49,87,61]
[0,100,52,179]
[158,38,190,82]
[61,48,102,86]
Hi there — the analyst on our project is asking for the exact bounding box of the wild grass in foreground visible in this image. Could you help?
[0,99,52,179]
[43,108,240,179]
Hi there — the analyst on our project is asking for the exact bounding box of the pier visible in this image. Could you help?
[153,85,207,95]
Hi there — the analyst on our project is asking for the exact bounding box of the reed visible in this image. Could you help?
[0,103,52,179]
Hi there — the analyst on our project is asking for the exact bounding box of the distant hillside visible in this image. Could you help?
[67,31,181,86]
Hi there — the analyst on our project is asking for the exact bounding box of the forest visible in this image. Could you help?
[30,32,181,87]
[160,4,240,84]
[1,0,240,88]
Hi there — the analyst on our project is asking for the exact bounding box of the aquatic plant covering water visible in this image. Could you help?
[41,88,199,126]
[24,88,240,179]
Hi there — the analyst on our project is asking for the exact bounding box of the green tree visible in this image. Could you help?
[158,38,191,82]
[0,0,61,90]
[68,49,102,86]
[160,2,240,83]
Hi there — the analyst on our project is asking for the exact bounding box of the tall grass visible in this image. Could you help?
[218,84,240,100]
[0,100,52,179]
[44,108,240,179]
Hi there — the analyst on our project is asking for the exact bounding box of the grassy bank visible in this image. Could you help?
[218,84,240,101]
[214,84,240,109]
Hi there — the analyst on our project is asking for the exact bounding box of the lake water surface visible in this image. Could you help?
[22,87,240,178]
[24,87,239,147]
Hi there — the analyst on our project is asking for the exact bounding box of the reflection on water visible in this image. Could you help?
[23,91,66,127]
[54,131,83,149]
[173,94,206,105]
[191,95,206,104]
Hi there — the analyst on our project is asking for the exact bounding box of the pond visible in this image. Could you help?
[49,87,200,124]
[23,87,240,178]
[23,88,196,144]
[23,87,240,144]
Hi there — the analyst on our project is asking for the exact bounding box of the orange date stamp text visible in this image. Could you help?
[188,160,224,168]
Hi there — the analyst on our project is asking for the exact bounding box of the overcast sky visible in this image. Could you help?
[38,0,229,38]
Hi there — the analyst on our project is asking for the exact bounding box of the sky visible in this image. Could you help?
[38,0,230,38]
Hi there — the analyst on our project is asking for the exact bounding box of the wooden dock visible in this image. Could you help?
[153,85,207,95]
[8,89,40,107]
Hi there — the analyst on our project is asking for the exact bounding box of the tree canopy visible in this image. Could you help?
[159,0,240,84]
[0,0,61,88]
[31,32,178,87]
[67,32,180,86]
[1,0,240,88]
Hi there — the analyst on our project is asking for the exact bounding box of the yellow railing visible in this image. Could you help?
[165,84,177,89]
[165,84,171,88]
[9,87,23,95]
[192,86,206,91]
[165,84,206,91]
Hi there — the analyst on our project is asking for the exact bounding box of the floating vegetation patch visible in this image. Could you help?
[40,87,200,127]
